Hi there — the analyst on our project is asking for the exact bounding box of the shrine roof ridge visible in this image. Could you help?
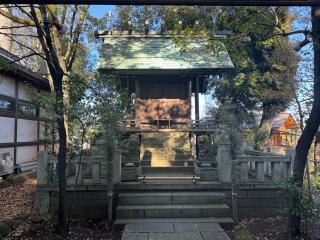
[95,30,231,39]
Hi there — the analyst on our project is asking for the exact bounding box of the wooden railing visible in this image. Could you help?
[236,155,293,183]
[119,118,218,130]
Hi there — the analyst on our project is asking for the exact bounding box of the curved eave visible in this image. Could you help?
[97,67,234,75]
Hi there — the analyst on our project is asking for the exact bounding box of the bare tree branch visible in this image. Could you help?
[0,32,46,60]
[37,5,61,68]
[65,5,89,71]
[264,29,312,40]
[0,31,38,37]
[60,5,68,25]
[0,24,37,29]
[0,7,33,25]
[70,5,79,41]
[7,52,42,64]
[29,5,53,68]
[15,4,34,20]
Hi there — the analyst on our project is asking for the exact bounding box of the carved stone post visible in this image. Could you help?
[286,148,295,177]
[37,150,48,185]
[113,143,121,184]
[215,122,232,183]
[217,143,232,183]
[34,151,50,215]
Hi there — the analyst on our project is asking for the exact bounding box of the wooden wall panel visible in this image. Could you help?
[135,77,191,123]
[136,98,191,123]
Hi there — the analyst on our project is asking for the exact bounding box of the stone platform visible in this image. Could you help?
[122,222,231,240]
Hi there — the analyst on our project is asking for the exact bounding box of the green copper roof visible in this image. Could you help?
[97,36,234,74]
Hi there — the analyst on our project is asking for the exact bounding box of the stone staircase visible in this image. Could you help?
[115,190,233,225]
[140,132,195,177]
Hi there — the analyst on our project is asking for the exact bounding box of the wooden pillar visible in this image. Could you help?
[127,76,131,114]
[188,78,192,99]
[195,76,200,124]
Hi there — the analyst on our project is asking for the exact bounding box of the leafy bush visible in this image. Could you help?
[310,175,320,191]
[278,177,315,217]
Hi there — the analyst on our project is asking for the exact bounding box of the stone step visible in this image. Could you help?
[140,148,191,155]
[141,166,195,174]
[115,182,222,191]
[141,132,190,139]
[140,149,192,155]
[116,204,231,218]
[140,160,195,167]
[114,217,234,225]
[118,192,226,205]
[140,154,193,161]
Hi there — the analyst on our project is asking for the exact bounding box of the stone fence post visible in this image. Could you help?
[286,148,296,176]
[217,143,232,183]
[34,150,50,215]
[37,150,48,185]
[113,142,121,184]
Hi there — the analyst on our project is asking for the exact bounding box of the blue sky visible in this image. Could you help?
[89,5,114,17]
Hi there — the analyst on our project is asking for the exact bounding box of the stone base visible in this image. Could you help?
[122,167,138,182]
[33,188,50,215]
[195,167,218,181]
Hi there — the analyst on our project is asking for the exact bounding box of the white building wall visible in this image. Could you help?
[0,147,14,156]
[17,119,38,142]
[17,81,33,101]
[0,117,14,143]
[0,75,15,97]
[16,146,37,164]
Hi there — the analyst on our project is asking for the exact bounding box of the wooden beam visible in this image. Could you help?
[195,76,200,123]
[1,0,319,5]
[0,141,39,148]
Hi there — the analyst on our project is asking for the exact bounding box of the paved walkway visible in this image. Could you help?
[121,222,231,240]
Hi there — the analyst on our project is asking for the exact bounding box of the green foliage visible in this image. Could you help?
[234,229,252,240]
[278,178,315,217]
[198,135,218,165]
[213,8,298,120]
[79,72,129,150]
[310,175,320,191]
[119,134,140,163]
[0,58,15,72]
[27,70,129,154]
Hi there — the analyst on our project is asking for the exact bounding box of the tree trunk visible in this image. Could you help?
[288,6,320,237]
[62,73,71,148]
[106,138,114,223]
[56,112,67,233]
[293,89,304,132]
[52,71,68,234]
[314,132,320,176]
[255,104,276,151]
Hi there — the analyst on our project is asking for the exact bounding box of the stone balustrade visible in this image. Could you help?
[236,155,293,183]
[37,151,121,185]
